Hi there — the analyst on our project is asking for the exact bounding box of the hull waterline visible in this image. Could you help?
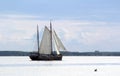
[29,53,62,60]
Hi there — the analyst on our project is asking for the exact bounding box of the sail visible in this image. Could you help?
[53,30,66,52]
[53,34,60,54]
[39,26,52,54]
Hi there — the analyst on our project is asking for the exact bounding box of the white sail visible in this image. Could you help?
[53,33,60,54]
[53,30,66,52]
[39,26,52,54]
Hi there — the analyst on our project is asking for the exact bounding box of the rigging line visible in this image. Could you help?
[32,32,38,52]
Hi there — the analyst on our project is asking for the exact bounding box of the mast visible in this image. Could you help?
[37,25,40,53]
[50,21,53,54]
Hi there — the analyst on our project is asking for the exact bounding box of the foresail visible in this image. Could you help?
[54,39,60,54]
[53,34,60,54]
[53,30,66,51]
[39,26,52,54]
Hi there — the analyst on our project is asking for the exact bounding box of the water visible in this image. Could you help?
[0,56,120,76]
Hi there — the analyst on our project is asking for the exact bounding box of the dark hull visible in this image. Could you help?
[29,52,62,60]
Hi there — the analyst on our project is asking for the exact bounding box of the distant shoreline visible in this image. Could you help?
[0,51,120,56]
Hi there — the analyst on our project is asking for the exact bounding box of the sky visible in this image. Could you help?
[0,0,120,52]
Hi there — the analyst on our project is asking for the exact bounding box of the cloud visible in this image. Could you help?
[0,14,120,52]
[47,20,120,51]
[0,14,38,19]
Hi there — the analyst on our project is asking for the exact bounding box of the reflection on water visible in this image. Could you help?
[1,63,120,67]
[0,56,120,76]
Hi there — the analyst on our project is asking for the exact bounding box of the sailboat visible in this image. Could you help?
[29,22,66,60]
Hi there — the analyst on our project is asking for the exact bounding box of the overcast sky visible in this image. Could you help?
[0,0,120,52]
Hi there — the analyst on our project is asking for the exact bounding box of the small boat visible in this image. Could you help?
[29,22,66,60]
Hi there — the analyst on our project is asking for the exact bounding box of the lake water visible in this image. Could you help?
[0,56,120,76]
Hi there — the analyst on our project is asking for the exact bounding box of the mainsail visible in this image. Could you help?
[39,26,51,54]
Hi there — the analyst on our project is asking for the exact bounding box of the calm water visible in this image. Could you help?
[0,56,120,76]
